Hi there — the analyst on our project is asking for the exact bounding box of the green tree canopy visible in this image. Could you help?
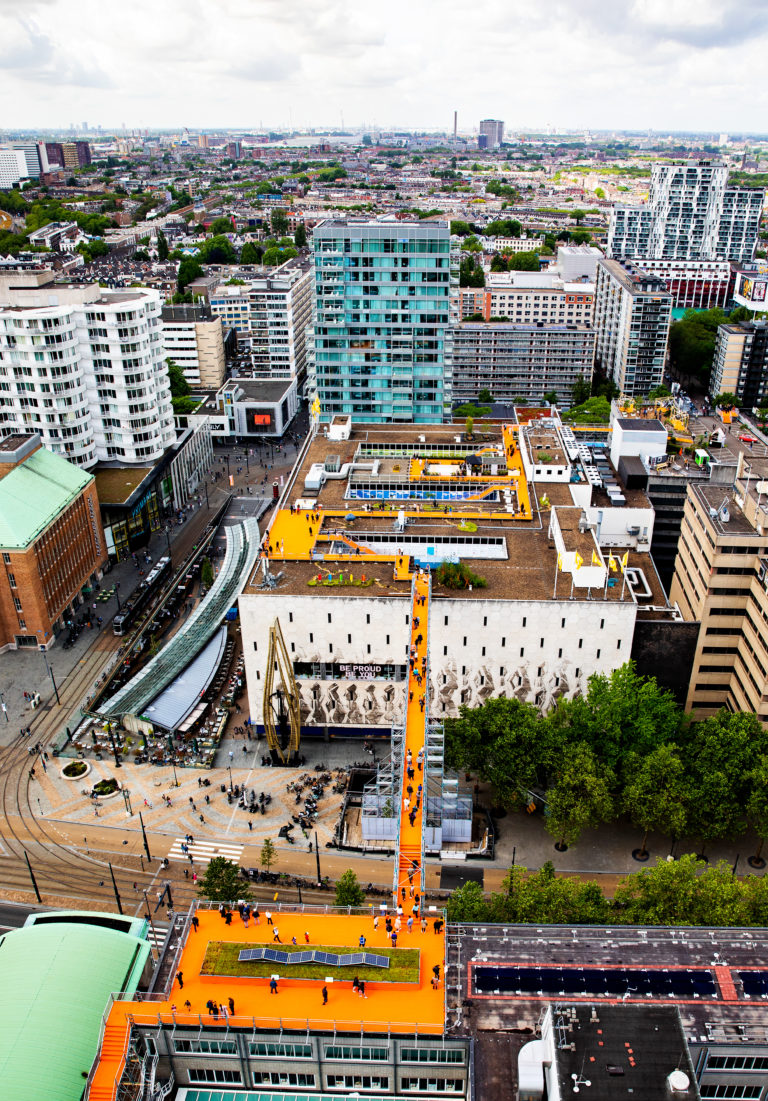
[622,744,689,854]
[240,241,263,264]
[446,696,561,806]
[685,711,768,844]
[198,235,237,264]
[334,869,366,907]
[548,664,685,779]
[271,208,289,236]
[166,359,190,398]
[485,218,522,238]
[197,856,249,902]
[294,222,307,248]
[208,216,233,235]
[260,837,278,872]
[571,375,591,405]
[459,256,484,287]
[506,250,540,271]
[177,256,204,292]
[613,855,744,926]
[544,742,614,849]
[156,229,169,261]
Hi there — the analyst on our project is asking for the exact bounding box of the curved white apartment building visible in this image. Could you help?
[0,280,175,467]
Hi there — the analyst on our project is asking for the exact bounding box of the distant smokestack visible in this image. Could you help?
[453,111,457,139]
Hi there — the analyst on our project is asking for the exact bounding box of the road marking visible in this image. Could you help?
[167,838,243,865]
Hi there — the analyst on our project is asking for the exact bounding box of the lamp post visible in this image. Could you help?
[314,829,321,885]
[227,765,233,790]
[166,734,180,786]
[36,636,60,705]
[107,720,121,769]
[115,581,121,611]
[164,525,172,562]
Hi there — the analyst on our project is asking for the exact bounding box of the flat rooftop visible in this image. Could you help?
[92,465,153,505]
[90,909,446,1097]
[245,422,670,612]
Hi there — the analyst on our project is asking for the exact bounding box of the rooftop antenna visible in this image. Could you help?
[571,1057,592,1093]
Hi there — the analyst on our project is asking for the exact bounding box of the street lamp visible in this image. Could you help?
[227,765,233,790]
[167,736,179,787]
[36,635,60,705]
[115,581,121,611]
[164,525,172,562]
[106,720,121,769]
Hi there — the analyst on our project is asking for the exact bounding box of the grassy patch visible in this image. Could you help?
[201,941,420,983]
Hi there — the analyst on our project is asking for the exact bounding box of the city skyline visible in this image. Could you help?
[1,0,768,133]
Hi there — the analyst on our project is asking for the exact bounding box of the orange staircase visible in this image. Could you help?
[87,1016,130,1101]
[394,571,430,905]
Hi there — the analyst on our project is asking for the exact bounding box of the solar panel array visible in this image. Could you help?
[474,965,717,999]
[238,947,390,968]
[738,971,768,998]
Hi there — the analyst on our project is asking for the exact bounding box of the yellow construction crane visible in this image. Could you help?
[262,617,302,765]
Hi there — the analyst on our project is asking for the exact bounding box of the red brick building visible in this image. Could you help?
[0,434,106,652]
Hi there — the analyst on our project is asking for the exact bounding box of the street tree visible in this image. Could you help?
[334,869,365,907]
[446,880,490,922]
[613,854,744,927]
[547,663,685,779]
[200,557,214,589]
[571,375,591,405]
[271,208,289,236]
[622,744,689,856]
[260,837,278,872]
[156,229,169,261]
[197,856,249,902]
[544,742,614,849]
[571,209,586,224]
[745,756,768,865]
[240,241,262,264]
[294,222,307,248]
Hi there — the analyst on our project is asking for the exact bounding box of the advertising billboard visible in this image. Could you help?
[246,407,274,432]
[735,273,768,308]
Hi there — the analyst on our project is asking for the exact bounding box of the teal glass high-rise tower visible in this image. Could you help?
[311,220,458,422]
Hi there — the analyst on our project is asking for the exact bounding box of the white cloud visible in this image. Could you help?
[0,0,767,130]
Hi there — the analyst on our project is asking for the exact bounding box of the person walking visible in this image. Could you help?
[176,971,184,989]
[266,910,273,924]
[269,977,278,994]
[273,927,281,943]
[228,997,235,1014]
[358,979,367,999]
[322,985,328,1005]
[192,916,199,932]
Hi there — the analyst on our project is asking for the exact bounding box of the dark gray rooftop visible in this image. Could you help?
[616,418,668,432]
[555,1004,697,1101]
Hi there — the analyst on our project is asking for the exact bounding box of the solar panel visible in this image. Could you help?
[236,947,391,968]
[473,964,718,1000]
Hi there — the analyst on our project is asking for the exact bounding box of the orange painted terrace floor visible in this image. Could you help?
[89,909,446,1100]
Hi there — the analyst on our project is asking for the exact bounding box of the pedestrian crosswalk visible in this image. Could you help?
[166,838,243,866]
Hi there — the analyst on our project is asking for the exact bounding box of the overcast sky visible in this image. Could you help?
[1,0,766,134]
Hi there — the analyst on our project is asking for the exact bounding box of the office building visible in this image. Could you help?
[669,461,768,720]
[0,434,106,651]
[44,140,92,169]
[0,275,176,468]
[210,258,313,382]
[628,257,733,309]
[460,270,594,324]
[247,260,313,381]
[593,258,672,397]
[161,303,226,388]
[709,320,768,407]
[226,140,242,159]
[310,219,458,423]
[452,321,595,405]
[0,148,29,188]
[608,160,764,263]
[479,119,504,147]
